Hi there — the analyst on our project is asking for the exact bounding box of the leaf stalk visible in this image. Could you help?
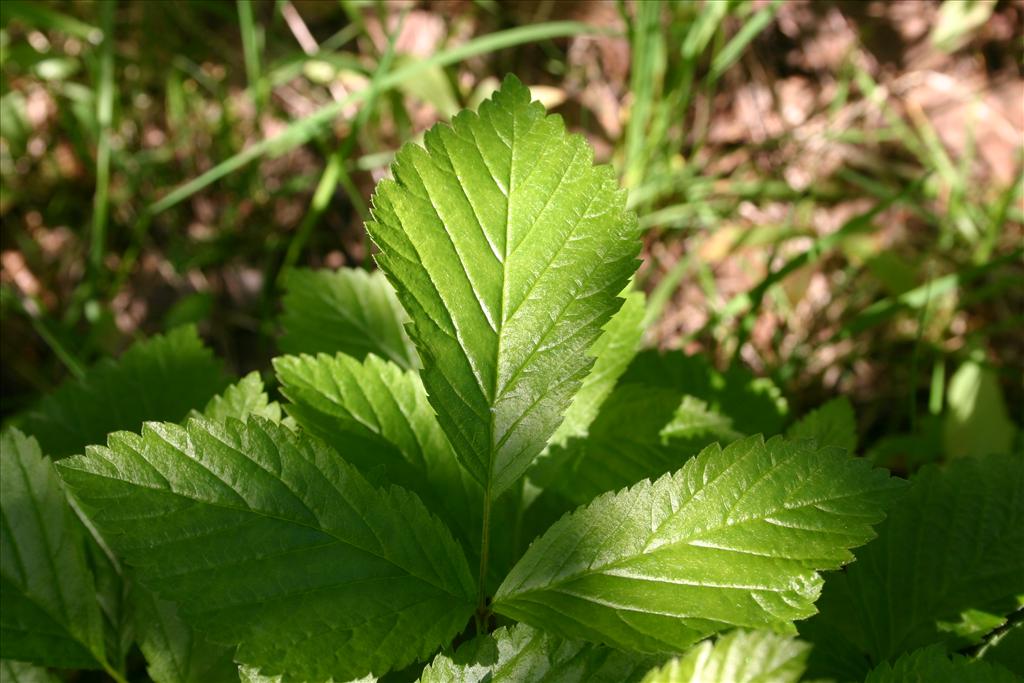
[474,489,493,634]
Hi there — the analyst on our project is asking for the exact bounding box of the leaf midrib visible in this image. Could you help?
[488,97,516,486]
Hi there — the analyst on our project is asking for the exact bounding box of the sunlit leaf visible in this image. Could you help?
[368,74,640,496]
[418,623,652,683]
[640,630,809,683]
[495,436,901,652]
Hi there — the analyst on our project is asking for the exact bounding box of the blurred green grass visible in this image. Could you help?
[1,0,1021,462]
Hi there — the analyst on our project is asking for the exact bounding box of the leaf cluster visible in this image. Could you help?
[2,76,1020,683]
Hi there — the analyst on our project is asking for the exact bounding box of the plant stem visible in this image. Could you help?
[474,489,492,634]
[17,294,85,380]
[102,660,129,683]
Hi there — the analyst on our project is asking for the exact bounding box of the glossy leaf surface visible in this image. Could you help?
[495,436,901,652]
[368,74,640,495]
[640,630,809,683]
[418,623,652,683]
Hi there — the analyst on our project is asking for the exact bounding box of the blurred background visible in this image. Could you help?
[1,0,1021,461]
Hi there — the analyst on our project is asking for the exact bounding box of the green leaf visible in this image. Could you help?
[82,425,235,679]
[863,646,1017,683]
[57,417,476,682]
[418,623,653,683]
[144,374,280,683]
[943,356,1017,458]
[619,351,788,437]
[931,0,997,52]
[640,630,810,683]
[531,385,740,506]
[80,525,131,670]
[274,352,479,552]
[530,351,765,509]
[0,660,59,683]
[980,619,1024,677]
[786,397,857,453]
[274,352,525,591]
[800,454,1024,681]
[193,371,281,424]
[133,590,237,683]
[547,290,647,450]
[20,326,229,459]
[0,430,106,669]
[238,664,375,683]
[279,268,417,370]
[494,435,901,653]
[367,74,640,496]
[936,608,1008,644]
[659,396,743,445]
[395,57,460,119]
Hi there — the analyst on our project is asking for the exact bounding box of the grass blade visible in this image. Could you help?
[623,0,664,188]
[89,0,115,279]
[709,0,781,81]
[1,0,103,43]
[280,7,407,273]
[237,0,266,111]
[841,247,1023,337]
[146,21,610,216]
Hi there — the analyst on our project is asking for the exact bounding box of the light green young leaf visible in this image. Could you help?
[133,590,237,683]
[0,660,59,683]
[494,435,901,653]
[943,356,1017,458]
[0,430,106,669]
[238,664,375,683]
[193,371,281,423]
[659,396,743,445]
[21,326,229,459]
[57,417,476,682]
[279,268,417,370]
[547,290,647,450]
[274,352,479,551]
[418,623,653,683]
[931,0,997,52]
[786,397,857,453]
[640,630,810,683]
[800,454,1024,682]
[863,645,1017,683]
[935,607,1008,644]
[367,74,640,496]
